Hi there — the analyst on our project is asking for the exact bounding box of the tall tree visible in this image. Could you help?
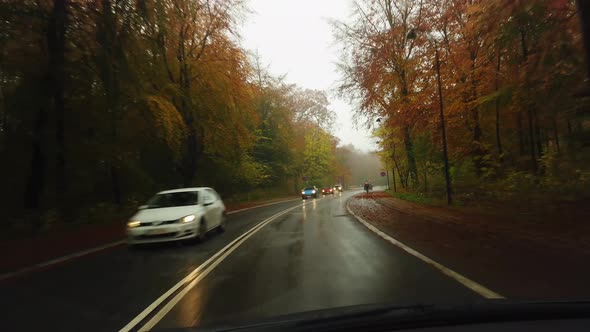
[334,0,428,187]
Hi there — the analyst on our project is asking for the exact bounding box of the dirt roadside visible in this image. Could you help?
[0,196,298,274]
[348,191,590,300]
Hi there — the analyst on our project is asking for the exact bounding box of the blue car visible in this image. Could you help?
[301,186,318,199]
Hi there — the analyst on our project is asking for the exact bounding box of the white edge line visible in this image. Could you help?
[120,201,310,332]
[0,240,125,282]
[0,197,300,282]
[226,197,301,215]
[139,204,303,331]
[346,200,504,300]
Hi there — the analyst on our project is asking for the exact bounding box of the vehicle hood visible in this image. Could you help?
[130,206,200,222]
[302,189,316,193]
[154,301,590,332]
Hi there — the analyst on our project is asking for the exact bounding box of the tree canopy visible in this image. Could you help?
[0,0,353,230]
[334,0,590,202]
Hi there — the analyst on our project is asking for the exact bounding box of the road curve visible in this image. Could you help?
[0,191,481,332]
[152,190,480,330]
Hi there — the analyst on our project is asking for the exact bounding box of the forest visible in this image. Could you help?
[334,0,590,205]
[0,0,357,232]
[2,0,589,234]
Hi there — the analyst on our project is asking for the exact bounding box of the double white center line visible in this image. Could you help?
[119,201,311,332]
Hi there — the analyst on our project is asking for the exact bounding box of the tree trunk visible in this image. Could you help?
[98,0,124,205]
[0,77,6,137]
[435,46,452,205]
[393,160,405,189]
[520,26,539,173]
[49,0,68,217]
[111,165,121,204]
[391,143,404,190]
[533,108,543,158]
[469,55,483,176]
[405,170,410,188]
[24,103,48,215]
[403,126,418,187]
[576,0,590,82]
[472,107,483,176]
[472,109,481,142]
[553,118,560,153]
[183,128,198,187]
[527,105,537,172]
[517,112,525,156]
[177,23,201,187]
[494,50,502,159]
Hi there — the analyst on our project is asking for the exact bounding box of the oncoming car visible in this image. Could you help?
[301,186,318,199]
[322,187,334,195]
[126,187,226,245]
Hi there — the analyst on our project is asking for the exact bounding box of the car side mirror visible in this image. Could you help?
[203,199,214,206]
[138,205,148,210]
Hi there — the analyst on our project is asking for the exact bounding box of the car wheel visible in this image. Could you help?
[197,219,207,241]
[217,212,226,233]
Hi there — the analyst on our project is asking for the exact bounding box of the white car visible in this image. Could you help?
[126,187,226,245]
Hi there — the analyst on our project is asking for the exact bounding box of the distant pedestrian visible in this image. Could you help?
[364,181,370,194]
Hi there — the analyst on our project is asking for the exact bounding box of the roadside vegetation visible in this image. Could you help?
[335,0,590,207]
[385,191,434,205]
[0,0,362,234]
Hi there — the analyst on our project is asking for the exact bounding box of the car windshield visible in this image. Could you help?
[2,0,590,331]
[145,192,199,209]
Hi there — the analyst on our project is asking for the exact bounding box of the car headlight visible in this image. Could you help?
[180,214,196,223]
[301,191,305,194]
[312,190,316,193]
[127,220,141,228]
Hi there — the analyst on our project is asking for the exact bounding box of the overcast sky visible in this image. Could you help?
[239,0,376,152]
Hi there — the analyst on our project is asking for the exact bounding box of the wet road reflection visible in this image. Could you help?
[178,281,207,327]
[155,191,480,330]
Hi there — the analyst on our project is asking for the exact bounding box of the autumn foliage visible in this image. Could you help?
[0,0,349,230]
[334,0,590,201]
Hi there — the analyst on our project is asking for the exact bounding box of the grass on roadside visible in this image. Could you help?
[384,190,434,205]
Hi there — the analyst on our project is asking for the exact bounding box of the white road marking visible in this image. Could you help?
[0,240,125,282]
[0,197,302,282]
[138,207,295,331]
[346,201,505,300]
[226,197,301,215]
[120,201,312,332]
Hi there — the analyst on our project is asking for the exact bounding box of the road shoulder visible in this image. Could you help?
[347,192,590,299]
[0,195,298,277]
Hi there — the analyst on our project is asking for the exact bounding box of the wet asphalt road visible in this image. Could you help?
[1,190,481,331]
